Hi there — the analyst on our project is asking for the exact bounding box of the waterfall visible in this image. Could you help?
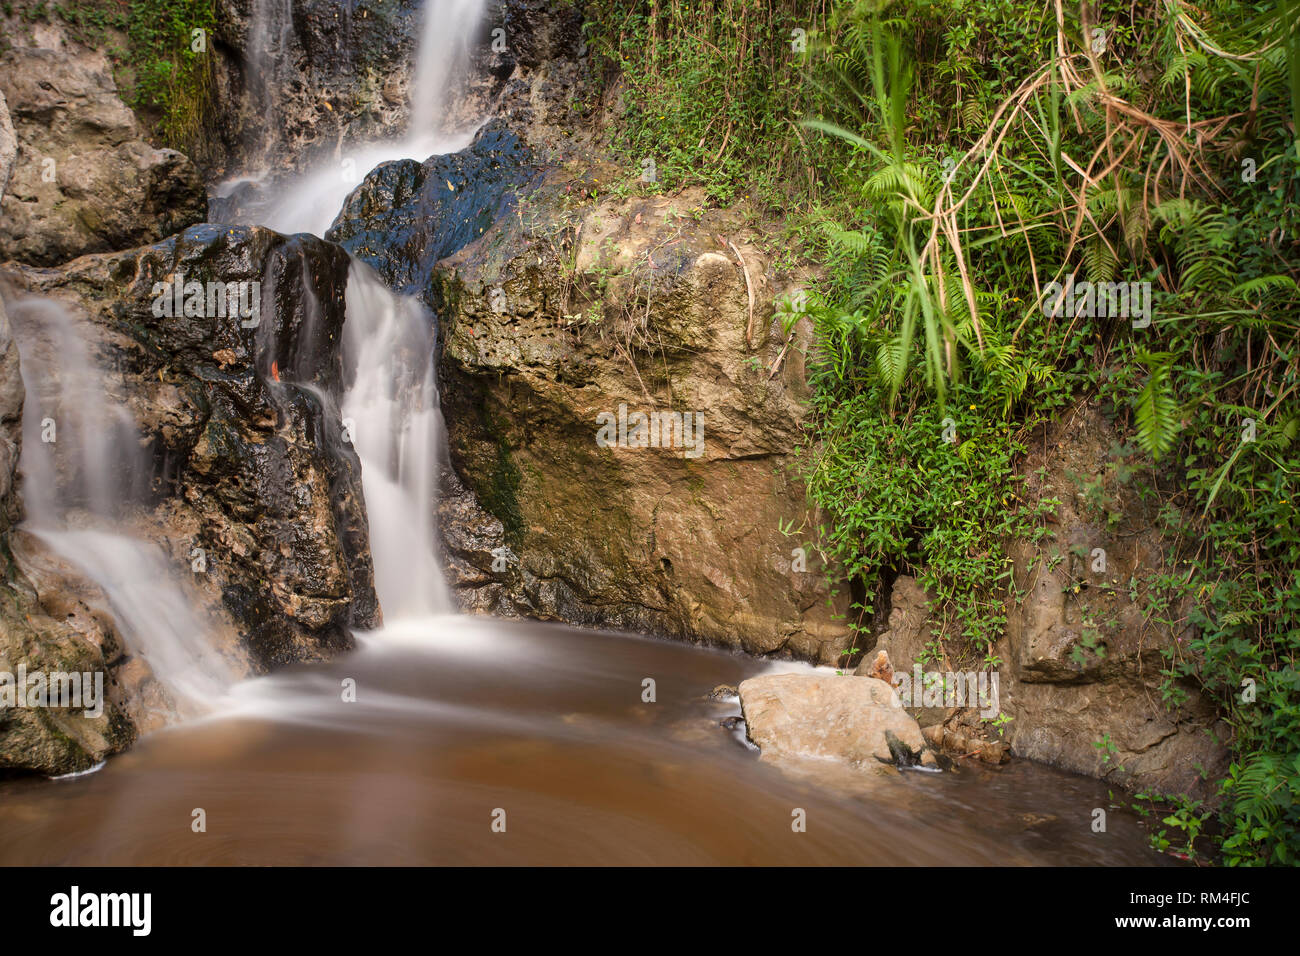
[245,0,490,618]
[341,260,450,617]
[409,0,487,147]
[239,0,486,236]
[6,297,241,714]
[0,0,487,729]
[246,0,294,148]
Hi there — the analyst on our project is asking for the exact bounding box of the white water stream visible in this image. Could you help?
[239,0,485,237]
[7,298,240,714]
[340,261,449,617]
[7,0,487,721]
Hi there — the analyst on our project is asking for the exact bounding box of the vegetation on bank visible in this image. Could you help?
[586,0,1300,865]
[6,0,215,148]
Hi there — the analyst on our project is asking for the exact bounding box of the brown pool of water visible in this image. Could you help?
[0,617,1171,865]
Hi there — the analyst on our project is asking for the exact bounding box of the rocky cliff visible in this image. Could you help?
[0,16,206,266]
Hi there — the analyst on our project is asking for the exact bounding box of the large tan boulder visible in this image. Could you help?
[738,673,935,768]
[0,21,204,266]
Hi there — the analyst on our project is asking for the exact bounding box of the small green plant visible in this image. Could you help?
[1133,791,1214,861]
[1093,733,1119,767]
[125,0,217,149]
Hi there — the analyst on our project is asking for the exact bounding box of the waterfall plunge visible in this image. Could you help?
[0,0,487,733]
[341,261,450,618]
[247,0,490,620]
[7,298,241,715]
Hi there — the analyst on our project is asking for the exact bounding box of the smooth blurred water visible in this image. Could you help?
[0,617,1171,866]
[7,297,237,716]
[341,261,449,616]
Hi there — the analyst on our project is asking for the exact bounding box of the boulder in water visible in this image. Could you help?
[738,673,937,770]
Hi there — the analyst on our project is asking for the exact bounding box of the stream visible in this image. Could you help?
[0,616,1167,865]
[0,0,1173,867]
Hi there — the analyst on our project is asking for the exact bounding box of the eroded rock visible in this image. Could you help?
[0,90,15,204]
[2,224,379,671]
[738,673,935,769]
[994,406,1230,800]
[0,20,205,266]
[426,180,851,661]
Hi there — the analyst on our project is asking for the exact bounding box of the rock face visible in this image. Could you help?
[853,576,935,678]
[211,0,427,167]
[429,181,851,660]
[738,673,935,768]
[0,296,21,533]
[0,20,206,266]
[847,409,1230,800]
[0,90,15,204]
[2,224,379,671]
[473,0,590,155]
[326,119,850,661]
[994,406,1230,800]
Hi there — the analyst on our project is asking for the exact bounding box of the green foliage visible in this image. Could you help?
[1132,350,1177,461]
[801,380,1035,655]
[27,0,216,149]
[1132,790,1216,861]
[593,0,1300,864]
[124,0,216,148]
[802,0,1300,865]
[583,0,823,207]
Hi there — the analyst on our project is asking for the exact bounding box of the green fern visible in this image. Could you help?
[1133,350,1179,459]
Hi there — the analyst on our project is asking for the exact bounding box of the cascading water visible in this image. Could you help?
[243,0,489,618]
[238,0,486,238]
[6,298,241,715]
[246,0,294,147]
[409,0,487,145]
[340,261,450,617]
[3,0,485,734]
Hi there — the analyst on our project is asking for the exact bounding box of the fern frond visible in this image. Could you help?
[1133,350,1179,459]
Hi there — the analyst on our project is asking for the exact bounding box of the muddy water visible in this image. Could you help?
[0,618,1168,866]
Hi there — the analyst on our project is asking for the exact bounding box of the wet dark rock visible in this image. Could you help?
[2,224,379,671]
[211,0,427,168]
[884,729,924,769]
[486,0,584,73]
[326,121,538,309]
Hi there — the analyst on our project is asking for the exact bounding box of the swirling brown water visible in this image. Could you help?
[0,617,1170,866]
